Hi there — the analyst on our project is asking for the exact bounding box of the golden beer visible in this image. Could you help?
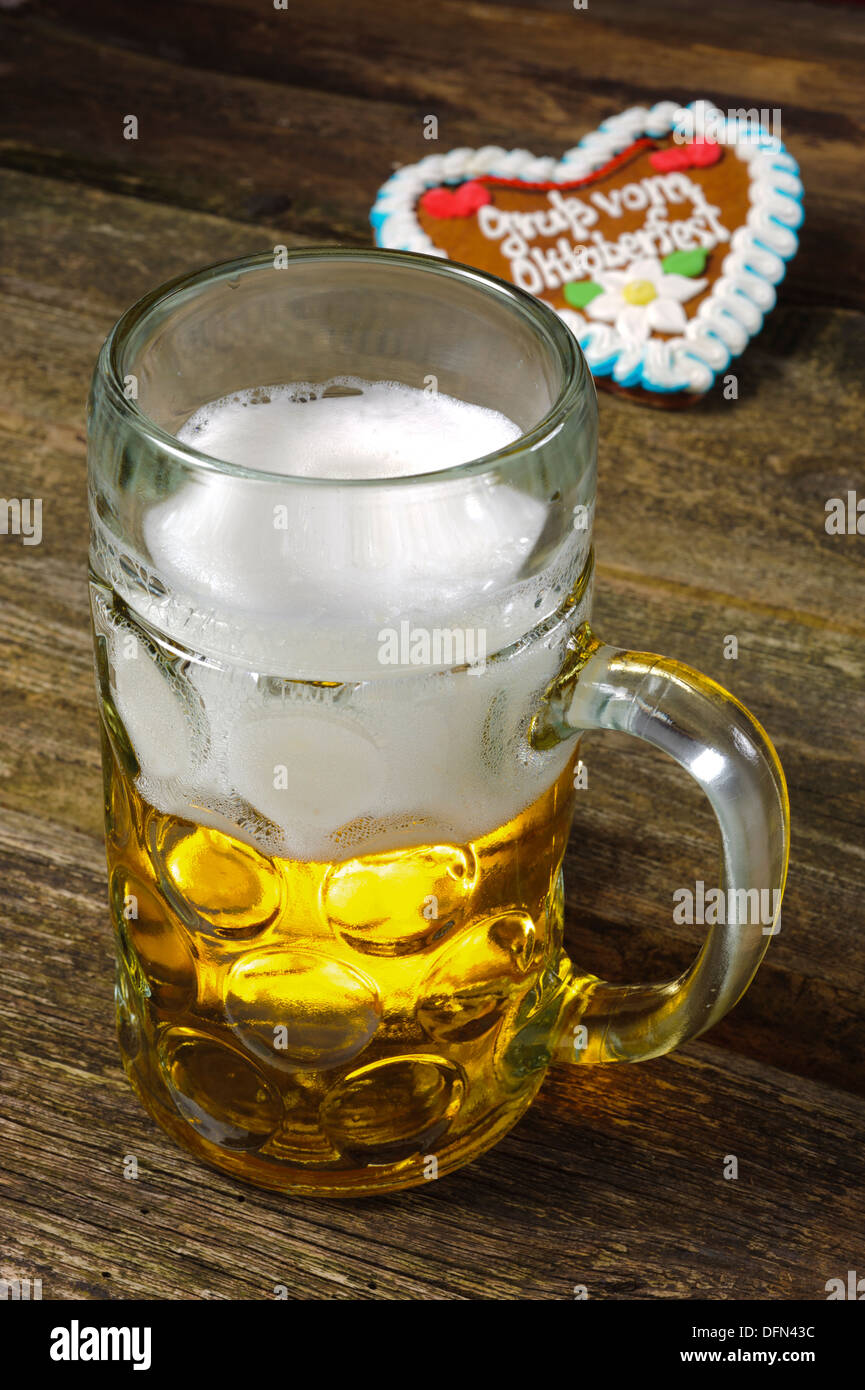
[103,718,579,1194]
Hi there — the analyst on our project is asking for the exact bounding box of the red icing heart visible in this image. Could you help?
[420,180,491,219]
[649,139,722,172]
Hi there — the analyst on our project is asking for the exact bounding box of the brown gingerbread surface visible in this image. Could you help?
[417,137,751,330]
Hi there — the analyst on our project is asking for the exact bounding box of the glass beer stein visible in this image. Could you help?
[88,249,789,1196]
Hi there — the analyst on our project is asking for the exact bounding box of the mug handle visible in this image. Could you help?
[530,623,790,1065]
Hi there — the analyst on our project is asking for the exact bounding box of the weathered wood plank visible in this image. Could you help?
[19,0,865,108]
[1,2,863,309]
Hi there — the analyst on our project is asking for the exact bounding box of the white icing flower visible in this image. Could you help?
[585,257,707,344]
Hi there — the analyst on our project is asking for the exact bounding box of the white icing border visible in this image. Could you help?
[370,100,803,395]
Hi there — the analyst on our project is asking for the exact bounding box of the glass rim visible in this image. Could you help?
[101,246,591,489]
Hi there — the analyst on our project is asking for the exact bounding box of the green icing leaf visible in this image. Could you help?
[563,280,603,308]
[662,248,708,277]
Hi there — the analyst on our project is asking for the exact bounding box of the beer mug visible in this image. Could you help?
[88,249,788,1196]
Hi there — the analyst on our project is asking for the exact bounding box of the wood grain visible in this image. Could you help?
[1,0,863,1301]
[1,1,864,309]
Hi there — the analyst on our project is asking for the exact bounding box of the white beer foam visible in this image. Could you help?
[112,639,195,782]
[226,710,385,840]
[144,380,546,648]
[176,379,522,480]
[117,380,577,860]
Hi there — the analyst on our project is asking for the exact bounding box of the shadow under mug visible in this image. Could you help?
[88,248,789,1195]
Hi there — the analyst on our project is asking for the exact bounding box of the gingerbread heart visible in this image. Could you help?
[371,101,803,404]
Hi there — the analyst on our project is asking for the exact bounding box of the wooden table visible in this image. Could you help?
[1,0,863,1300]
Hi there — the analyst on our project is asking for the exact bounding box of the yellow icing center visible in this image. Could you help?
[623,279,657,306]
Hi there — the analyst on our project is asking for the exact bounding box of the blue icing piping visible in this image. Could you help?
[614,362,645,389]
